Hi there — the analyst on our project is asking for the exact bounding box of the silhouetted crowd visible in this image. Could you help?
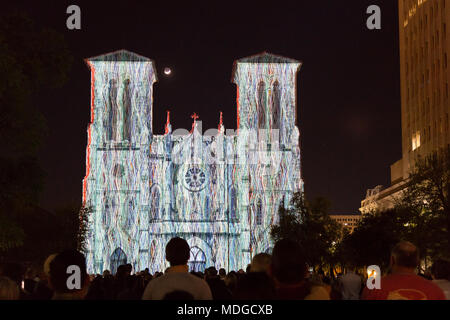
[0,238,449,300]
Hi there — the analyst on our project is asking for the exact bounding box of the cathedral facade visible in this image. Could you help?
[82,50,303,274]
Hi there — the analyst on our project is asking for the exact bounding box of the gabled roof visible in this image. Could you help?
[235,51,301,64]
[84,49,158,81]
[231,52,302,82]
[85,49,152,62]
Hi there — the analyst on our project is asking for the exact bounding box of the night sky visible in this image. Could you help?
[8,1,402,214]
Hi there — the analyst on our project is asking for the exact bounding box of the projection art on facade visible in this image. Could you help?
[82,50,303,274]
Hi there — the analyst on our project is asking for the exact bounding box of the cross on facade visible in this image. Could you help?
[191,113,199,121]
[190,112,199,134]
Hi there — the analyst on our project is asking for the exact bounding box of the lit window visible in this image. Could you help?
[412,131,421,150]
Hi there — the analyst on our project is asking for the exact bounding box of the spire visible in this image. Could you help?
[218,111,225,134]
[164,110,171,134]
[218,111,223,129]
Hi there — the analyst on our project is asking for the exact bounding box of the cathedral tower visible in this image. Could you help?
[82,50,157,273]
[232,52,302,148]
[231,52,303,260]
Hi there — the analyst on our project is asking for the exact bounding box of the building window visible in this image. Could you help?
[188,246,206,272]
[150,186,161,220]
[255,198,263,225]
[125,200,134,229]
[272,81,281,130]
[110,248,127,275]
[150,240,157,263]
[444,23,447,41]
[122,79,132,142]
[230,187,237,220]
[257,81,266,129]
[412,131,421,150]
[107,79,118,141]
[103,200,111,226]
[205,195,210,217]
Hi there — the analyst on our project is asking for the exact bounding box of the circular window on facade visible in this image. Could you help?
[183,165,207,192]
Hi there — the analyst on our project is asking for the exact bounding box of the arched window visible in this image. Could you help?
[210,164,217,185]
[122,79,132,142]
[205,196,210,219]
[256,198,263,225]
[230,187,237,220]
[103,200,110,226]
[150,240,157,263]
[188,246,206,272]
[257,81,266,129]
[107,79,118,141]
[110,247,127,275]
[272,81,281,130]
[150,186,161,220]
[125,199,134,229]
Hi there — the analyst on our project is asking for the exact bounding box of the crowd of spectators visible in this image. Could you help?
[0,238,449,300]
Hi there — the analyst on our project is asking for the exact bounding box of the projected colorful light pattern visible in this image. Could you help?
[82,50,303,274]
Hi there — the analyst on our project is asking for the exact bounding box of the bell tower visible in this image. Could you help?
[82,49,157,274]
[231,52,303,261]
[231,52,301,148]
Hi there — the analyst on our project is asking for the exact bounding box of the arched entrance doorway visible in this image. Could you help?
[111,247,127,275]
[188,246,206,272]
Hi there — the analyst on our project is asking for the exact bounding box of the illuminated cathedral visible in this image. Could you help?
[82,50,303,274]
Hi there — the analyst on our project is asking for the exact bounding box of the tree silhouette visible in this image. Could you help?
[0,11,72,254]
[270,192,343,269]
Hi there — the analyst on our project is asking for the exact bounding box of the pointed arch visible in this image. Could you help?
[188,246,206,272]
[150,185,161,221]
[149,240,157,263]
[125,199,134,229]
[103,199,110,227]
[255,197,263,226]
[187,237,212,271]
[107,79,118,141]
[122,78,132,142]
[230,186,237,220]
[257,81,266,129]
[205,195,210,219]
[110,247,127,275]
[272,80,281,130]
